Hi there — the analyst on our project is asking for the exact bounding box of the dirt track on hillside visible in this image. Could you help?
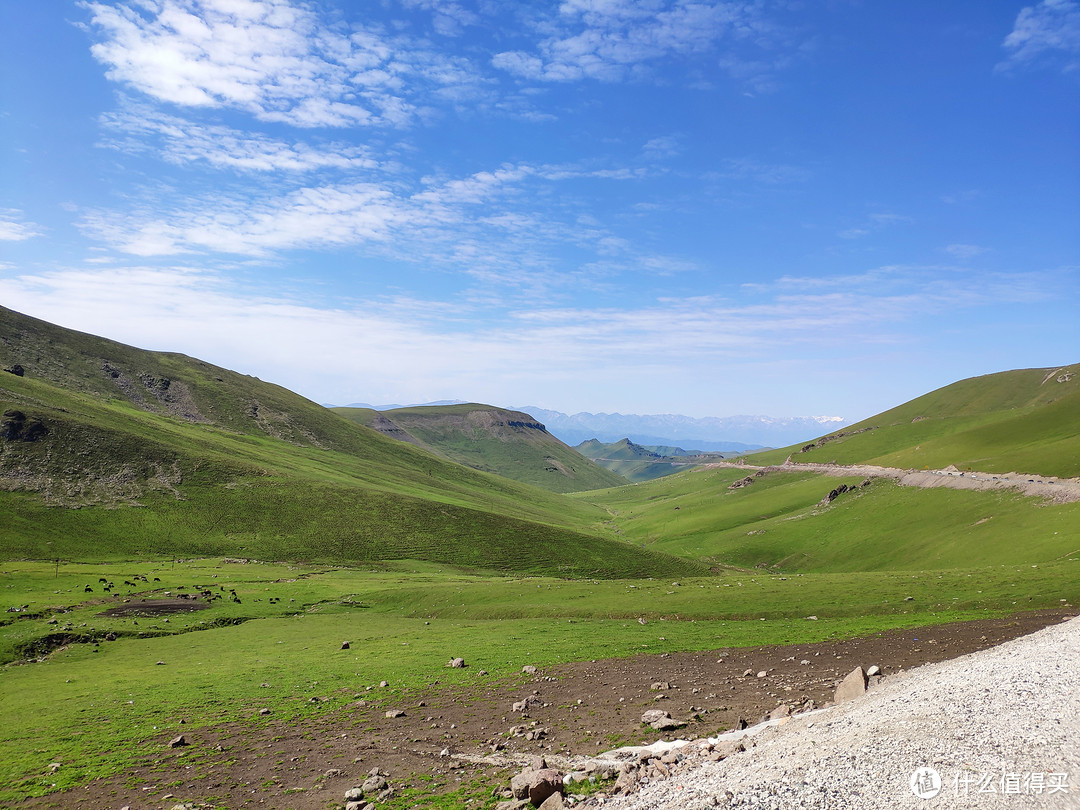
[20,610,1075,810]
[707,460,1080,504]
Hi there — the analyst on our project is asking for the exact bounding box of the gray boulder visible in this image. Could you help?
[834,666,868,703]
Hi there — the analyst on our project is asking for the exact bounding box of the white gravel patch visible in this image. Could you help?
[603,615,1080,809]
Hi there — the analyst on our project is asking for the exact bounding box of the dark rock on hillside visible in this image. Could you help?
[3,364,24,376]
[1,410,47,442]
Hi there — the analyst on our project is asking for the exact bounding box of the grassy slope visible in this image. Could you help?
[580,462,1080,572]
[749,364,1080,476]
[0,309,704,579]
[334,404,626,493]
[3,557,1077,803]
[2,341,1079,804]
[576,438,697,482]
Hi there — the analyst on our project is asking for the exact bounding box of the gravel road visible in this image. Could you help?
[604,615,1080,809]
[706,461,1080,503]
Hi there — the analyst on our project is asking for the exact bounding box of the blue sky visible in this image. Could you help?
[0,0,1077,421]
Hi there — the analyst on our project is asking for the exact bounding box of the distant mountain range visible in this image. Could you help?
[339,401,850,450]
[512,408,851,451]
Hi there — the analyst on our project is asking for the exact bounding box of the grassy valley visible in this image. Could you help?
[333,403,625,493]
[1,307,1078,807]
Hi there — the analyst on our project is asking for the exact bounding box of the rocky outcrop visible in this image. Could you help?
[1,410,47,442]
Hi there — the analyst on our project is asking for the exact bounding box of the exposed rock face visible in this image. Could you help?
[1,410,47,442]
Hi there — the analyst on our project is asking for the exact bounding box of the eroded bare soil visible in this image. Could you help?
[21,609,1074,810]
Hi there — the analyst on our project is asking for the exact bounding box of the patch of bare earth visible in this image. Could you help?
[18,609,1074,809]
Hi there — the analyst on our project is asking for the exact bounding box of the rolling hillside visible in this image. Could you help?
[576,438,701,482]
[333,403,625,493]
[749,365,1080,477]
[0,306,705,578]
[580,365,1080,572]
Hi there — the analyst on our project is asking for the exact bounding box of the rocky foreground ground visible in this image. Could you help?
[599,611,1080,810]
[21,610,1076,809]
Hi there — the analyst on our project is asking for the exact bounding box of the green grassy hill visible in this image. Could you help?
[748,365,1080,477]
[2,313,1078,808]
[576,438,703,482]
[0,307,704,579]
[581,365,1080,572]
[581,464,1080,572]
[333,403,626,493]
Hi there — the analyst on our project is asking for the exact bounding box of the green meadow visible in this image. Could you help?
[579,466,1080,571]
[3,556,1078,804]
[2,310,1078,805]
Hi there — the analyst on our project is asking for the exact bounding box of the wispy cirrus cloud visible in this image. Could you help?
[999,0,1080,73]
[944,243,989,260]
[82,0,485,128]
[396,0,479,37]
[75,161,665,295]
[492,0,793,87]
[100,107,385,172]
[4,261,1060,410]
[0,210,42,241]
[837,212,912,240]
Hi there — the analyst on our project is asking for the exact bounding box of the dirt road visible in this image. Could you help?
[707,460,1080,503]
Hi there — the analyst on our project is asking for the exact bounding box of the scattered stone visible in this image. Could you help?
[866,664,881,677]
[614,767,639,794]
[805,615,819,620]
[769,704,791,720]
[756,670,767,678]
[650,681,672,690]
[344,787,365,801]
[528,769,565,806]
[362,775,388,793]
[447,657,466,668]
[379,680,389,687]
[48,762,62,773]
[652,716,687,731]
[512,695,542,713]
[341,641,350,649]
[641,709,670,725]
[522,665,538,675]
[385,709,406,718]
[538,792,566,810]
[324,768,343,778]
[834,666,868,703]
[168,735,187,748]
[259,708,271,715]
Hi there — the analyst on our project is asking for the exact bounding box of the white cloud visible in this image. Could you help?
[493,0,791,86]
[100,107,384,172]
[80,182,407,256]
[1000,0,1080,73]
[944,243,988,259]
[0,211,42,241]
[74,159,660,296]
[82,0,485,127]
[837,212,911,240]
[1,262,1069,414]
